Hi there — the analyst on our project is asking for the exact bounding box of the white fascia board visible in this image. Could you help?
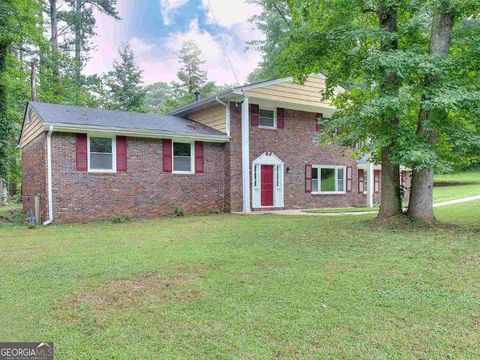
[44,123,230,143]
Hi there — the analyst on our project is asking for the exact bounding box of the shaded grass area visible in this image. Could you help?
[434,170,480,202]
[1,210,480,359]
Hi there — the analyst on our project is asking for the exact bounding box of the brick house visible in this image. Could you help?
[20,74,410,224]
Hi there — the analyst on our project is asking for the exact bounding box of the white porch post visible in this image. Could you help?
[241,95,251,213]
[367,162,374,207]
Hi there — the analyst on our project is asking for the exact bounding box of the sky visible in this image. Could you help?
[83,0,264,86]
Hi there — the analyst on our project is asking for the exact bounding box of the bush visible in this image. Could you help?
[209,207,223,214]
[111,215,131,224]
[172,206,185,217]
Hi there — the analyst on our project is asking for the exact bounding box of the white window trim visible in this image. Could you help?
[87,134,116,173]
[311,165,347,195]
[172,141,195,174]
[258,106,277,129]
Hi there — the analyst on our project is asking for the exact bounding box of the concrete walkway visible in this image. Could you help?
[246,194,480,217]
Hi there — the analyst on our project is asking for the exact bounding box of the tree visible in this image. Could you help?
[104,43,145,112]
[0,0,40,184]
[247,0,290,82]
[61,0,119,87]
[275,0,410,219]
[177,41,209,94]
[406,0,480,222]
[271,0,480,222]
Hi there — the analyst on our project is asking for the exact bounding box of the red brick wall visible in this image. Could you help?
[228,103,372,210]
[50,133,226,223]
[22,132,48,221]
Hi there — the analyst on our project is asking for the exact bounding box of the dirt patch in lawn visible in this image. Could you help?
[67,272,202,317]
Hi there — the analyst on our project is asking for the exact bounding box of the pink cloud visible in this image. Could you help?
[85,0,265,85]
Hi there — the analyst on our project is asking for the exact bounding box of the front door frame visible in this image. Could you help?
[252,152,284,209]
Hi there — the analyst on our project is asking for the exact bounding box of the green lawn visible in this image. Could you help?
[1,204,480,359]
[433,170,480,202]
[303,206,379,214]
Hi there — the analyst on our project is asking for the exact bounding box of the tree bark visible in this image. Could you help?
[74,0,82,87]
[407,5,454,222]
[0,41,9,181]
[49,0,60,94]
[377,1,403,219]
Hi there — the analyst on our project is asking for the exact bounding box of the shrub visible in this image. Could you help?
[111,215,131,224]
[209,207,223,214]
[172,206,185,217]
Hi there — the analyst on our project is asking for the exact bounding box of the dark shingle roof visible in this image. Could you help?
[29,101,227,137]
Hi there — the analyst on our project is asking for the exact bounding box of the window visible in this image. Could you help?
[173,142,193,173]
[259,109,275,128]
[312,166,346,194]
[89,136,115,171]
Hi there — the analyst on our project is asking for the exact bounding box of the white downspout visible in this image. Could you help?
[43,125,53,225]
[215,96,230,136]
[241,93,251,213]
[367,162,374,208]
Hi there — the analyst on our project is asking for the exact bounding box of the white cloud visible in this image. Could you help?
[85,0,264,85]
[202,0,261,28]
[135,19,261,85]
[159,0,189,25]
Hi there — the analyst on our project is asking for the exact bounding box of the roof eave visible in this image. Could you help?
[46,123,230,143]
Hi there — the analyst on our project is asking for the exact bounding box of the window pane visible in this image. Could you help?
[173,143,191,157]
[90,137,112,153]
[337,168,345,192]
[173,157,191,171]
[90,153,113,170]
[320,168,336,192]
[259,109,274,127]
[173,142,191,171]
[312,168,319,192]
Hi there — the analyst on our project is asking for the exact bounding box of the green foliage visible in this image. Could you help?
[247,0,291,82]
[172,206,185,217]
[176,41,209,94]
[103,43,146,112]
[273,0,480,172]
[111,214,131,224]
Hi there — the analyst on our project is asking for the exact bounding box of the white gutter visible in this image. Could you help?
[43,125,53,225]
[43,123,229,143]
[241,92,251,213]
[215,96,231,136]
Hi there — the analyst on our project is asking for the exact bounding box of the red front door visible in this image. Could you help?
[261,165,274,207]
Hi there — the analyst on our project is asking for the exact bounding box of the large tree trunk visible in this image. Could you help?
[377,1,403,219]
[49,0,60,94]
[74,0,82,87]
[407,5,454,222]
[0,41,9,181]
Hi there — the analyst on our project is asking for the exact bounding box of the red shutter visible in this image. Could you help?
[315,113,324,132]
[277,108,285,129]
[116,136,127,171]
[305,164,312,193]
[195,141,204,173]
[163,139,172,173]
[358,169,365,193]
[75,133,87,171]
[374,170,380,193]
[346,166,353,192]
[250,104,259,126]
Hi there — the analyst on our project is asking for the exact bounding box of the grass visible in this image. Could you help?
[303,206,379,214]
[433,169,480,202]
[1,206,480,359]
